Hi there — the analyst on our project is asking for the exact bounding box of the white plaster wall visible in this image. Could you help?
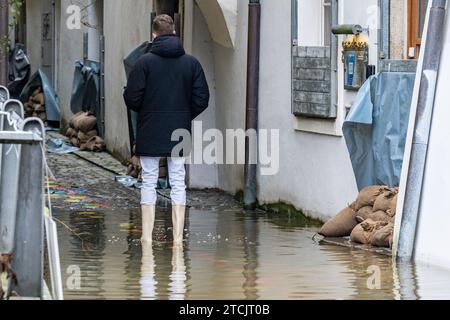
[413,11,450,270]
[257,0,357,220]
[188,4,219,189]
[103,0,154,158]
[57,0,88,123]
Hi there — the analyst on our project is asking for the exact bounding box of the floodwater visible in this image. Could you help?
[54,203,450,300]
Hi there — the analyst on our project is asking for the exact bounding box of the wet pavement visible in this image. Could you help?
[47,152,450,300]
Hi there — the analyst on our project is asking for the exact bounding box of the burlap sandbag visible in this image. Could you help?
[355,185,386,210]
[371,223,394,248]
[319,206,358,237]
[350,224,371,244]
[387,194,398,217]
[373,190,397,212]
[66,128,77,138]
[70,137,80,148]
[351,219,388,244]
[356,206,373,221]
[32,87,42,96]
[78,131,90,143]
[32,93,45,105]
[78,114,97,133]
[86,129,98,139]
[368,210,391,223]
[33,104,45,113]
[84,136,106,152]
[70,112,88,129]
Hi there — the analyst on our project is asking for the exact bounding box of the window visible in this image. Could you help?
[408,0,429,59]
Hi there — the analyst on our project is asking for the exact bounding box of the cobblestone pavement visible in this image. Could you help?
[46,135,243,211]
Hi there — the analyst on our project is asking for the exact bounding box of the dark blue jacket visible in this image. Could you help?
[124,34,210,157]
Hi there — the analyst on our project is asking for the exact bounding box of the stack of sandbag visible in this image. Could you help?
[66,112,106,152]
[23,86,47,126]
[126,152,168,181]
[319,185,398,248]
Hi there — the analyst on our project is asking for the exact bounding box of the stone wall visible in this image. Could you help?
[292,46,335,119]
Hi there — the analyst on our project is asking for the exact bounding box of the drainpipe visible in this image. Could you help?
[244,0,261,211]
[397,0,447,261]
[0,0,9,85]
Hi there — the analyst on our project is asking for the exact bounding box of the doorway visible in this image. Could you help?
[154,0,183,38]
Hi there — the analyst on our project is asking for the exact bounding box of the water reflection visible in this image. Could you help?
[169,246,187,300]
[54,206,450,300]
[140,242,157,300]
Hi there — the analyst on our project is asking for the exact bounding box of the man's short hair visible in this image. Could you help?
[153,14,175,36]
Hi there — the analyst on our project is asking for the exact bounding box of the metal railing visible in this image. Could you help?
[0,86,63,300]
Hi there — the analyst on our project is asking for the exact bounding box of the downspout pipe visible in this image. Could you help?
[244,0,261,211]
[0,0,9,85]
[397,0,447,261]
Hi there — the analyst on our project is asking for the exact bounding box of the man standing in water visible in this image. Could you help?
[124,15,210,246]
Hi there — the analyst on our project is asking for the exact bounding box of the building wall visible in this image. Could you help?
[186,0,391,219]
[188,3,219,189]
[57,0,88,124]
[103,0,154,159]
[25,0,88,124]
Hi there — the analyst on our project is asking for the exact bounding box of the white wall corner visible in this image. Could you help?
[195,0,237,48]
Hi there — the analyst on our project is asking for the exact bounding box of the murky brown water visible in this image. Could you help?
[54,203,450,300]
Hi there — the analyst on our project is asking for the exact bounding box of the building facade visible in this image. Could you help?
[17,0,425,221]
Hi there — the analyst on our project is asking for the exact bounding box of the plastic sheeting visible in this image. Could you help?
[124,41,152,147]
[8,44,30,99]
[19,69,60,122]
[343,72,415,190]
[70,60,104,136]
[46,138,80,154]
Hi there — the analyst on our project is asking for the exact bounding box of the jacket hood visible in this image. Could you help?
[150,34,186,58]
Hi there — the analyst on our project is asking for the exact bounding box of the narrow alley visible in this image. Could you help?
[45,144,450,300]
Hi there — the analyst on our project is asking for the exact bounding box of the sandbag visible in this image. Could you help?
[387,194,398,217]
[32,93,45,105]
[84,136,106,152]
[31,86,42,97]
[78,114,97,133]
[373,190,397,212]
[350,219,387,244]
[131,156,141,170]
[350,224,371,244]
[319,206,358,237]
[70,137,80,148]
[66,128,77,138]
[368,210,391,223]
[33,104,45,113]
[78,131,90,143]
[86,129,98,138]
[356,206,373,221]
[371,223,394,248]
[355,185,386,210]
[70,111,88,129]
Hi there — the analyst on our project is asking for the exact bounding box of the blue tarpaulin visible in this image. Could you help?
[343,72,415,190]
